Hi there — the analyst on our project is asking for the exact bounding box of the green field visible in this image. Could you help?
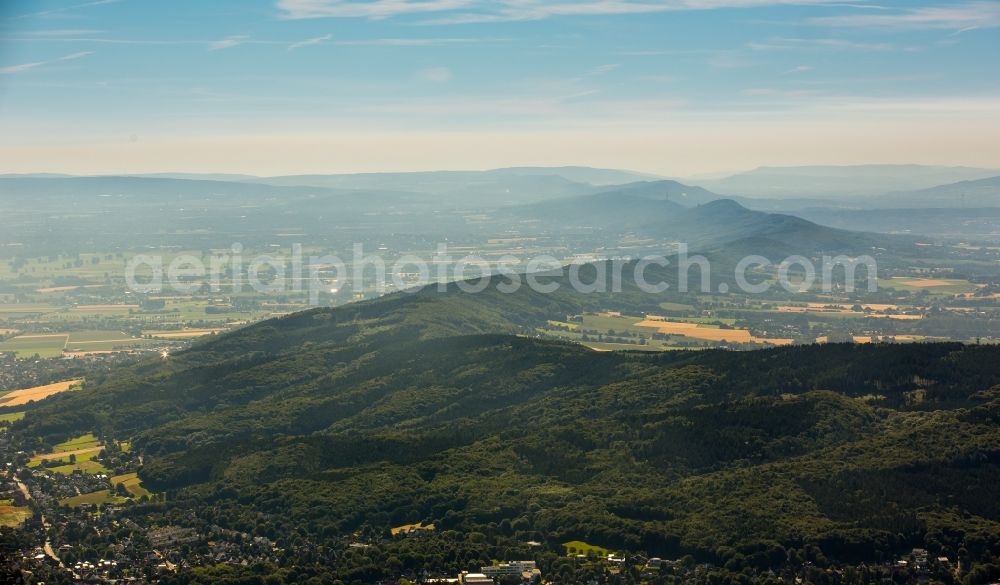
[111,472,152,498]
[0,303,59,314]
[60,490,127,508]
[579,314,642,331]
[54,433,101,452]
[0,334,67,357]
[0,506,31,527]
[64,330,152,352]
[884,277,978,294]
[0,411,25,423]
[49,460,109,475]
[563,540,611,558]
[658,302,695,312]
[28,448,100,468]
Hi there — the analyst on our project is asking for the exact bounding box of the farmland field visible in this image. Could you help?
[0,505,31,527]
[0,379,82,407]
[143,328,226,339]
[563,540,611,558]
[0,411,25,423]
[0,333,68,357]
[0,303,59,314]
[60,490,126,508]
[635,319,794,345]
[110,472,152,498]
[28,433,104,469]
[52,433,101,452]
[885,277,979,294]
[48,460,109,475]
[64,330,152,352]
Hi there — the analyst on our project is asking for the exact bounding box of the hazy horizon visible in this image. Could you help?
[3,0,1000,175]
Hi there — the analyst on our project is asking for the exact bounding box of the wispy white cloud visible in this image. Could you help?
[586,63,620,76]
[288,33,333,50]
[808,1,1000,29]
[277,0,476,19]
[59,51,96,61]
[748,37,893,51]
[0,51,95,75]
[6,0,122,20]
[416,66,453,82]
[275,0,875,23]
[0,61,47,75]
[784,64,813,74]
[15,29,107,36]
[334,37,490,45]
[209,35,250,50]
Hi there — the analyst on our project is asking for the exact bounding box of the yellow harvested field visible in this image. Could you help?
[777,302,920,320]
[144,328,225,339]
[73,304,139,311]
[635,320,793,345]
[895,278,962,288]
[853,335,935,344]
[0,505,31,528]
[63,349,139,356]
[36,284,103,293]
[0,329,18,336]
[779,302,902,313]
[0,379,82,407]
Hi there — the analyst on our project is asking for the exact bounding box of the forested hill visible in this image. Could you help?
[11,267,1000,581]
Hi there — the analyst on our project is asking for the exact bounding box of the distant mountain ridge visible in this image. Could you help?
[508,185,913,256]
[696,164,1000,199]
[874,175,1000,208]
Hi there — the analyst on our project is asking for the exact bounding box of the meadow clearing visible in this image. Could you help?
[0,411,25,423]
[0,333,68,358]
[110,472,152,498]
[886,277,979,294]
[60,490,127,508]
[143,328,226,339]
[775,302,924,320]
[635,319,794,346]
[28,433,109,474]
[563,540,612,558]
[0,379,82,407]
[0,503,31,527]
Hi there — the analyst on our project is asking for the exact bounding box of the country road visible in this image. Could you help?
[14,476,63,568]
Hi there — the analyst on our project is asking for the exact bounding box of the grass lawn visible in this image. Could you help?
[884,277,978,294]
[49,460,109,475]
[658,302,695,312]
[0,333,67,358]
[0,505,31,527]
[60,490,127,508]
[110,472,152,498]
[54,433,101,452]
[580,314,642,332]
[29,434,107,473]
[64,330,152,352]
[0,411,25,423]
[28,448,101,468]
[563,540,611,558]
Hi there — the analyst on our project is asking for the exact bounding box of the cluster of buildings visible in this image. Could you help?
[445,561,541,585]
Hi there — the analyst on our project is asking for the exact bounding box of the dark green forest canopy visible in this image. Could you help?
[12,271,1000,571]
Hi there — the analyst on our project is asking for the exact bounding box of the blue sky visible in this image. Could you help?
[1,0,998,175]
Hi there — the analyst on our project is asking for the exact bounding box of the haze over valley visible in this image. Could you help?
[2,1,1000,584]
